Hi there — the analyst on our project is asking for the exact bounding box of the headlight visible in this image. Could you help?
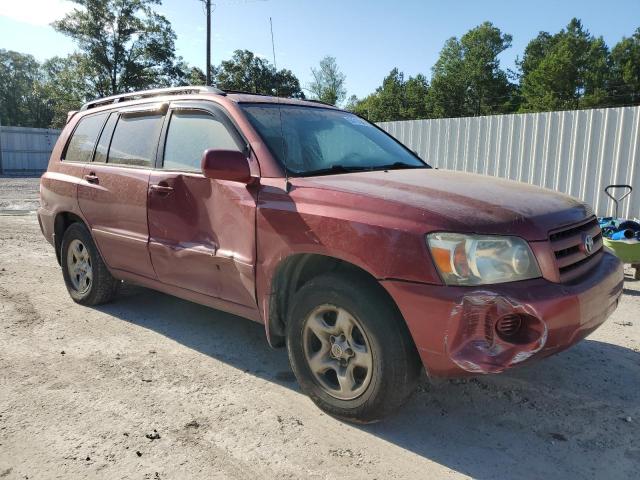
[426,233,541,285]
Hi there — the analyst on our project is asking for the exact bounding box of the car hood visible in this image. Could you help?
[293,169,592,241]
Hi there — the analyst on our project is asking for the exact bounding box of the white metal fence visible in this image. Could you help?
[0,126,61,175]
[379,106,640,219]
[1,107,639,217]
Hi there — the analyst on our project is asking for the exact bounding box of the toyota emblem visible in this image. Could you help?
[584,234,594,254]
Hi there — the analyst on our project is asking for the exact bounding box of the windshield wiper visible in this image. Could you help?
[373,161,426,170]
[297,162,426,177]
[297,165,372,177]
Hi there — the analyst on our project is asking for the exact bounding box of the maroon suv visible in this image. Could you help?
[39,86,624,422]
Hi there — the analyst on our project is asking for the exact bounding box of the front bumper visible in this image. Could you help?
[382,251,624,377]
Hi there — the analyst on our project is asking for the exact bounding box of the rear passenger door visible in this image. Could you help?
[77,104,166,279]
[147,101,257,306]
[52,110,110,197]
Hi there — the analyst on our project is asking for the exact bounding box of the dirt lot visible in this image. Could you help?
[1,177,639,479]
[0,176,40,212]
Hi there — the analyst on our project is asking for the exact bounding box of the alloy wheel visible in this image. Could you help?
[302,305,374,400]
[66,239,93,294]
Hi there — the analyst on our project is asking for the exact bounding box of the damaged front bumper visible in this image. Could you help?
[382,251,624,377]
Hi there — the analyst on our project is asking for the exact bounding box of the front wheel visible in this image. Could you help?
[286,272,422,423]
[60,222,118,305]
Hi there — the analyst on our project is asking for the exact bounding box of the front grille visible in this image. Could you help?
[549,217,603,282]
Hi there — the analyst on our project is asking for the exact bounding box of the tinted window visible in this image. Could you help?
[93,113,118,163]
[163,111,238,171]
[64,113,108,163]
[108,114,163,167]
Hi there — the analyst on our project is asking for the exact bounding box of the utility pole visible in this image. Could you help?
[205,0,212,86]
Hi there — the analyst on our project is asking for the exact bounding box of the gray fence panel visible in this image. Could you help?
[0,126,61,175]
[379,106,640,219]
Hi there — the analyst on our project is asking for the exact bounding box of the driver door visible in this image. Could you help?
[147,101,258,307]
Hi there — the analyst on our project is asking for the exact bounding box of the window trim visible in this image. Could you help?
[91,112,118,163]
[105,107,167,169]
[157,101,246,173]
[61,111,109,163]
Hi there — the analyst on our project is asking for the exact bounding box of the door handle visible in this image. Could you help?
[150,184,174,195]
[84,173,99,184]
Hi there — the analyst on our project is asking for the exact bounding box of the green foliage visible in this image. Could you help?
[213,49,304,98]
[53,0,184,96]
[519,19,610,111]
[608,28,640,106]
[347,68,429,122]
[427,22,514,117]
[0,50,52,127]
[308,56,346,105]
[2,12,640,128]
[41,54,97,128]
[172,63,207,87]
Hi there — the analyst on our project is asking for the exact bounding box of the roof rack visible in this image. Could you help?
[222,89,271,96]
[222,90,336,107]
[80,85,225,111]
[304,98,335,107]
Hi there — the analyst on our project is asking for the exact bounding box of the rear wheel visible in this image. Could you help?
[61,222,118,305]
[286,272,422,423]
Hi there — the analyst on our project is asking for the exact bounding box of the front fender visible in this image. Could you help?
[254,181,442,344]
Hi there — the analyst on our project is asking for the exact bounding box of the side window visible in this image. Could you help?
[163,111,239,171]
[63,112,108,163]
[108,114,164,167]
[93,113,118,163]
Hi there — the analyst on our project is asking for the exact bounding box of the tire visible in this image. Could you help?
[60,222,118,306]
[286,271,422,423]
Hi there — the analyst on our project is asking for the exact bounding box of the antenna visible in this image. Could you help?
[269,17,291,193]
[270,17,277,72]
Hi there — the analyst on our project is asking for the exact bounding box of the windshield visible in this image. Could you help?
[240,104,429,176]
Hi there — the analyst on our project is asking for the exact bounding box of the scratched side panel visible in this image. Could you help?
[147,172,258,308]
[254,180,443,326]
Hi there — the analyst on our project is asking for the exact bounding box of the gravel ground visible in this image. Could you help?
[0,178,639,479]
[0,176,41,212]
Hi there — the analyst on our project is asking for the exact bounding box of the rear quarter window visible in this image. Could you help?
[108,114,164,167]
[63,112,108,163]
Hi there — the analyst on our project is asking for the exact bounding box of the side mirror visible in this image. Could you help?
[201,149,252,183]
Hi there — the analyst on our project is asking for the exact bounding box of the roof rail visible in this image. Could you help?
[80,85,225,111]
[304,98,336,107]
[222,89,268,96]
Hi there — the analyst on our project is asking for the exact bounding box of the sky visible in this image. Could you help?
[1,0,639,99]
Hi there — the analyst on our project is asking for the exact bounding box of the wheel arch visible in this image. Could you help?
[53,211,87,265]
[266,253,411,349]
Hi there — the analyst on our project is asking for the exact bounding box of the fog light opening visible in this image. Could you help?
[494,313,543,345]
[495,314,522,340]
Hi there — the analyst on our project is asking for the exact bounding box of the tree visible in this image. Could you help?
[427,22,514,118]
[519,18,610,111]
[308,56,346,105]
[608,28,640,106]
[41,54,97,128]
[184,66,207,86]
[347,68,429,122]
[0,50,52,127]
[53,0,184,96]
[213,49,304,98]
[171,62,207,87]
